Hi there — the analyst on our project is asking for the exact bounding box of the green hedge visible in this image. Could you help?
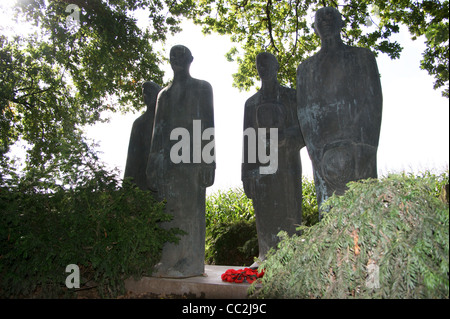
[205,220,258,266]
[205,188,255,227]
[205,189,257,266]
[250,172,449,299]
[204,180,320,266]
[0,176,183,298]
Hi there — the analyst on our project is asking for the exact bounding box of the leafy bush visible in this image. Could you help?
[205,188,257,265]
[251,172,449,299]
[301,177,319,227]
[0,174,183,298]
[205,188,255,227]
[204,181,320,266]
[205,220,258,266]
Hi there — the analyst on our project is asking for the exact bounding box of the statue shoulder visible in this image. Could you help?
[296,55,317,75]
[245,92,260,108]
[133,113,147,126]
[354,45,374,55]
[347,45,377,61]
[280,85,296,96]
[157,86,169,99]
[346,46,380,77]
[192,78,213,92]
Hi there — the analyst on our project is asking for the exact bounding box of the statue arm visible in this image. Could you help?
[285,87,306,151]
[362,50,383,146]
[296,63,308,111]
[241,99,258,199]
[200,81,216,188]
[296,62,309,149]
[368,52,383,118]
[146,93,166,191]
[124,121,138,181]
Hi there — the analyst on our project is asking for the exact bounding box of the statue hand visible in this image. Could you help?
[146,152,164,192]
[200,166,215,188]
[243,177,255,199]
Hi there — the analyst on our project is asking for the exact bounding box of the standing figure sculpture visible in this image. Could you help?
[242,52,305,268]
[147,45,215,278]
[297,7,383,217]
[124,81,161,190]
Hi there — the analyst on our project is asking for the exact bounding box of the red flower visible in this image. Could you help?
[221,268,264,283]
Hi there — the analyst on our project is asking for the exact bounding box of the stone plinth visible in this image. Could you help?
[124,265,257,299]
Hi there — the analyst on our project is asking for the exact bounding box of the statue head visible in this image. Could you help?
[314,7,345,39]
[169,45,194,73]
[256,52,279,81]
[142,81,161,110]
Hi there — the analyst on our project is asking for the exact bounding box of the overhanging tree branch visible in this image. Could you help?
[264,0,279,53]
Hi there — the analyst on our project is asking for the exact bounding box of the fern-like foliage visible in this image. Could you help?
[251,172,449,299]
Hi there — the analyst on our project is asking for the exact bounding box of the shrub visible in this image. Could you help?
[205,188,255,227]
[251,172,449,299]
[0,174,183,298]
[205,188,258,266]
[204,181,320,266]
[301,177,319,227]
[205,220,258,266]
[205,188,257,265]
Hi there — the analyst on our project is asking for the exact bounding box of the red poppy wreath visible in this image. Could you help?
[221,268,264,284]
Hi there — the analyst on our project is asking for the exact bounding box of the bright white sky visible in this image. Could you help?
[2,2,449,194]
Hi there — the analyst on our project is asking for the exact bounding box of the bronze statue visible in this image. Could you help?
[147,45,215,277]
[242,52,305,267]
[297,7,383,217]
[124,81,161,190]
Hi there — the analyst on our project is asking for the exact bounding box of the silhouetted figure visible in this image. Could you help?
[297,7,382,217]
[124,81,161,190]
[147,45,215,278]
[242,52,304,267]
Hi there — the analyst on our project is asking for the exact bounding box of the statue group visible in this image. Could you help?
[124,7,382,277]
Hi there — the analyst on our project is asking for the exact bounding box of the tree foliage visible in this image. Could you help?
[187,0,448,97]
[0,0,190,185]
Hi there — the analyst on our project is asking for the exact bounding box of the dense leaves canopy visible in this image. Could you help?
[1,0,188,186]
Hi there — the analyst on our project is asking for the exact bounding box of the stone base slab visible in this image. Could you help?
[124,265,256,299]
